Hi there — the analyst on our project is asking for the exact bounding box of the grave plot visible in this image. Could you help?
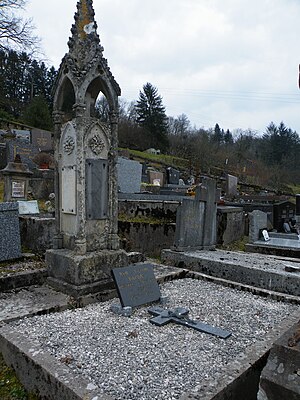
[2,278,298,400]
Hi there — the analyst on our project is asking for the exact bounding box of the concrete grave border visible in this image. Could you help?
[0,267,299,400]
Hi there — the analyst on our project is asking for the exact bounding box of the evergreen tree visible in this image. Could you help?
[135,82,169,152]
[22,95,52,130]
[224,129,233,145]
[0,49,57,118]
[212,123,223,144]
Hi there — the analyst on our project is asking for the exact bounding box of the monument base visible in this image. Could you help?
[46,248,144,298]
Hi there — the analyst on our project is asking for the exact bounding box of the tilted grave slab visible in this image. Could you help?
[111,263,161,307]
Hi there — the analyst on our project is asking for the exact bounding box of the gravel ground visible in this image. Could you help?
[10,279,299,400]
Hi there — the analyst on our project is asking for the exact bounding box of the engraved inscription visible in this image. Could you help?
[111,264,161,307]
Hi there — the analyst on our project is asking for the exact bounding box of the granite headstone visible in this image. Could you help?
[7,138,39,169]
[0,202,22,261]
[112,263,161,307]
[166,167,180,185]
[117,157,142,193]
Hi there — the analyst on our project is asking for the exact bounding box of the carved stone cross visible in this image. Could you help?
[148,306,231,339]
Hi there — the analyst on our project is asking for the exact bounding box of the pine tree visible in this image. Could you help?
[135,82,169,152]
[22,95,52,130]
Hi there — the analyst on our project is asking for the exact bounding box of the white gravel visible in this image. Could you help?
[10,279,299,400]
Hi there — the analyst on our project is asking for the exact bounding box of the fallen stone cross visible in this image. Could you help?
[148,306,231,339]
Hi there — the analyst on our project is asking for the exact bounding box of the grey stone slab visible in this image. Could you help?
[86,159,108,220]
[117,157,142,193]
[173,178,217,251]
[0,202,22,262]
[118,192,187,201]
[226,174,238,197]
[112,263,161,307]
[249,210,268,243]
[7,138,39,169]
[0,285,69,323]
[161,249,300,297]
[253,238,300,249]
[258,320,300,400]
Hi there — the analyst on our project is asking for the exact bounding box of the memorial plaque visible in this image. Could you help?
[111,263,161,307]
[61,165,76,214]
[11,181,25,198]
[86,159,108,220]
[18,200,39,215]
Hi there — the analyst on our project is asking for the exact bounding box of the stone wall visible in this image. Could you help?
[217,206,244,245]
[19,216,56,254]
[118,221,176,258]
[29,169,54,199]
[118,199,178,221]
[19,204,245,257]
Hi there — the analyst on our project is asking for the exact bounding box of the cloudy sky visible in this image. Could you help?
[25,0,300,134]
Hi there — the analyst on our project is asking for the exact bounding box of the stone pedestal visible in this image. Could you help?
[46,248,130,297]
[1,161,33,202]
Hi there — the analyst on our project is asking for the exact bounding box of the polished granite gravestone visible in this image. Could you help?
[0,202,22,262]
[111,263,161,307]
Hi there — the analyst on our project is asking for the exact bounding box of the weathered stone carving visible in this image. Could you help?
[63,136,75,155]
[46,0,132,298]
[88,135,105,155]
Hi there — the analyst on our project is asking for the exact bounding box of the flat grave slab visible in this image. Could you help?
[1,278,298,400]
[161,249,300,296]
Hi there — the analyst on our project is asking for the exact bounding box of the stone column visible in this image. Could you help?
[109,110,120,250]
[52,111,64,249]
[74,103,87,255]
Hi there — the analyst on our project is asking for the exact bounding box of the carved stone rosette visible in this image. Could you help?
[63,136,75,155]
[88,135,105,155]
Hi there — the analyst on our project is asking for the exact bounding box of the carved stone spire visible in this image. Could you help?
[68,0,101,50]
[67,0,104,72]
[59,0,120,95]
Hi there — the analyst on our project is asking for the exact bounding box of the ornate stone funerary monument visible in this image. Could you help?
[46,0,132,297]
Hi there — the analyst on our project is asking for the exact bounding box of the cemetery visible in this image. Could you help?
[0,1,299,400]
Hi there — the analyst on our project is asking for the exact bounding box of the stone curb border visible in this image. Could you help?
[181,309,300,400]
[0,306,299,400]
[161,249,300,296]
[0,268,48,292]
[0,325,112,400]
[0,267,299,399]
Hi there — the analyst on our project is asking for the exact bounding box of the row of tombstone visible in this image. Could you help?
[117,157,182,194]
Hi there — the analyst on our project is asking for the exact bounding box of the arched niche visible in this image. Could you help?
[84,76,117,118]
[54,76,76,122]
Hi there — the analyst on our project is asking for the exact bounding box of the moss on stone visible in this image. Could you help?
[0,353,39,399]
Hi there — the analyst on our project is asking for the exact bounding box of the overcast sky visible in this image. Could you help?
[25,0,300,135]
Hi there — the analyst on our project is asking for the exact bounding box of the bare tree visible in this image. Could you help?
[0,0,39,52]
